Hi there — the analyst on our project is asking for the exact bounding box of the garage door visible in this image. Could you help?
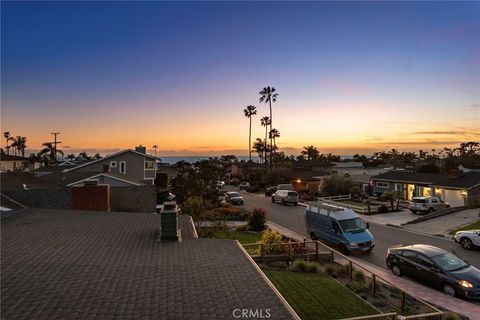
[442,189,465,207]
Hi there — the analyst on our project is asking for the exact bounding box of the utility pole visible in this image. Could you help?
[51,132,61,164]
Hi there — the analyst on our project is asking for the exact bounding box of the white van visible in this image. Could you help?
[271,190,300,206]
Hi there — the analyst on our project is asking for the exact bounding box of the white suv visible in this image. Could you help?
[272,190,300,206]
[409,196,449,214]
[454,230,480,250]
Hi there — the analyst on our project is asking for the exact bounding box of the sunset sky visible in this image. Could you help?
[1,1,479,157]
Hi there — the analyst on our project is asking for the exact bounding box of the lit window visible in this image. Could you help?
[145,161,155,170]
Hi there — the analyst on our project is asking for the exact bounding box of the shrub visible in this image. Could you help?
[347,280,366,293]
[338,263,350,276]
[324,264,337,276]
[307,263,319,273]
[206,205,250,221]
[352,270,366,283]
[292,260,318,273]
[377,204,389,213]
[259,229,285,255]
[248,208,267,231]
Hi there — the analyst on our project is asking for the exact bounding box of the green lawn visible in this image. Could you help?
[264,270,378,320]
[449,219,480,235]
[214,230,262,244]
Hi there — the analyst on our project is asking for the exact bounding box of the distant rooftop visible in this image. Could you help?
[1,209,295,319]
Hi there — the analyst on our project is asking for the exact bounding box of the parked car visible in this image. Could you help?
[238,182,250,190]
[272,190,300,206]
[409,196,449,214]
[386,244,480,298]
[454,230,480,250]
[216,180,225,188]
[265,186,277,197]
[225,192,244,205]
[277,183,295,191]
[306,202,374,254]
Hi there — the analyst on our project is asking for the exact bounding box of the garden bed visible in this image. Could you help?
[264,270,379,320]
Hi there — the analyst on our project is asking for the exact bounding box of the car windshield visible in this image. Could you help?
[412,199,428,203]
[338,218,366,233]
[432,253,469,271]
[229,192,241,197]
[287,192,298,196]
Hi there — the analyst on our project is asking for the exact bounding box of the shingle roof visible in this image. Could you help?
[0,154,32,161]
[41,171,144,186]
[64,149,157,173]
[371,171,480,189]
[34,165,77,174]
[1,209,295,320]
[0,172,63,190]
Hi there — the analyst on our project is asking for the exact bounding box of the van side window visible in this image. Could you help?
[332,221,340,233]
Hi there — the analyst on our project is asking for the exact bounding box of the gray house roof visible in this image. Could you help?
[1,209,297,320]
[371,171,480,189]
[41,171,144,186]
[1,172,63,190]
[64,149,157,173]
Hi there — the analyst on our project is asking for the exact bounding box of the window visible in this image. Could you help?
[119,161,126,174]
[431,198,438,203]
[394,184,403,191]
[416,255,434,268]
[145,161,155,170]
[376,182,389,188]
[110,161,117,168]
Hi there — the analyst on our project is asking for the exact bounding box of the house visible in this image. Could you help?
[331,162,389,176]
[1,208,297,319]
[0,154,40,173]
[64,147,157,185]
[288,169,330,193]
[371,170,480,207]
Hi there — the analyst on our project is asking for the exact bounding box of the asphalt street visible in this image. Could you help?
[237,191,480,269]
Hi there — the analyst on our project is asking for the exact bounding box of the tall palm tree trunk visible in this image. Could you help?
[248,117,252,162]
[269,100,273,170]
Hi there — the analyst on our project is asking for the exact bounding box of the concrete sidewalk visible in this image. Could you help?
[359,209,415,226]
[266,221,480,319]
[402,208,480,236]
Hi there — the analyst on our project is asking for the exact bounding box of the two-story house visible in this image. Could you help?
[64,147,157,185]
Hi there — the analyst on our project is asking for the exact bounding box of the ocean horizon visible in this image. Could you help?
[158,155,354,164]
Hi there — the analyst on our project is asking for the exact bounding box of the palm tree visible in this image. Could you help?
[259,87,278,168]
[39,142,64,162]
[301,145,319,161]
[152,145,158,158]
[17,136,27,157]
[243,105,257,162]
[269,128,280,148]
[260,116,271,164]
[3,132,10,154]
[252,138,266,163]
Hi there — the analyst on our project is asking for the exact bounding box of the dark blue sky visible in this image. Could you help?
[2,1,479,155]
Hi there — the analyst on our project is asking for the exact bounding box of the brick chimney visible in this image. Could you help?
[159,201,179,241]
[135,145,146,154]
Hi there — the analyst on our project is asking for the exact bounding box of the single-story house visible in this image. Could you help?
[371,170,480,207]
[288,169,330,193]
[0,154,41,173]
